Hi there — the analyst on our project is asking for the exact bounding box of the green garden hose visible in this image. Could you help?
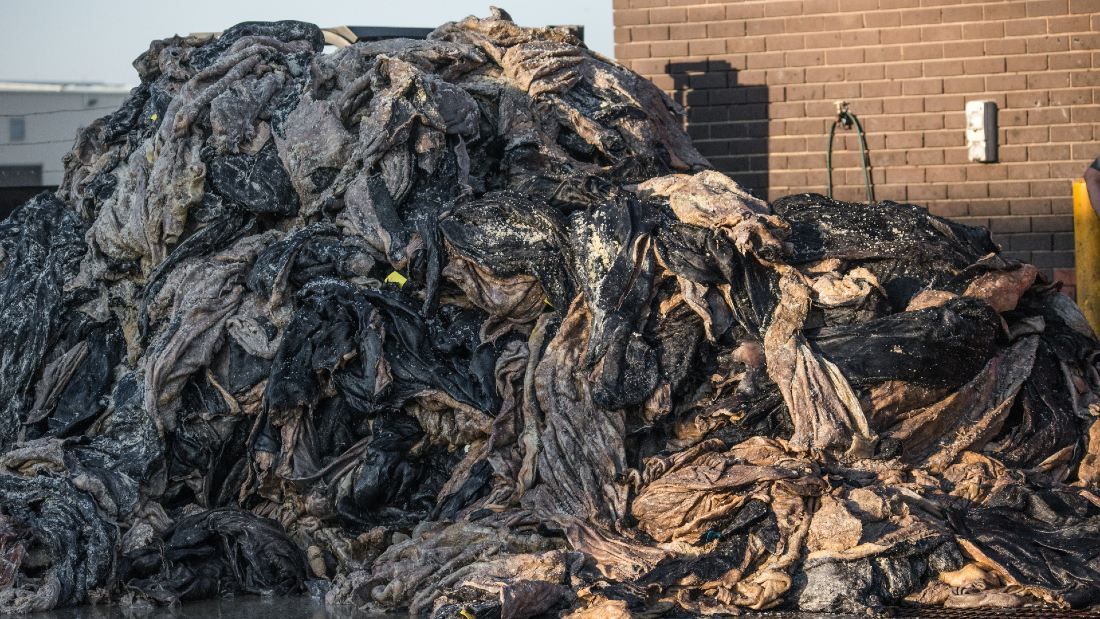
[826,101,875,203]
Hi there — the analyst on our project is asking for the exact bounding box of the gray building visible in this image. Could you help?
[0,81,131,188]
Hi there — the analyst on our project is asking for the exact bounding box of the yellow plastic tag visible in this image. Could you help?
[385,271,407,287]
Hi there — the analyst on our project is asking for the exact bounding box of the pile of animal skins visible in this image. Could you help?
[3,10,1100,617]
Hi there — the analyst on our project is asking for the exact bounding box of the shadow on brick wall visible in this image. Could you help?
[667,60,770,199]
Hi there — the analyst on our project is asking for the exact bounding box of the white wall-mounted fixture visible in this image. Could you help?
[966,100,997,163]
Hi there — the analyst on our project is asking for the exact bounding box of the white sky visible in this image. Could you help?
[0,0,613,85]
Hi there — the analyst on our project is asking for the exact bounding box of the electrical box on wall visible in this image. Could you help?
[966,100,998,163]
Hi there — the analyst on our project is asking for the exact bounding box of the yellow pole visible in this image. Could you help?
[1074,178,1100,334]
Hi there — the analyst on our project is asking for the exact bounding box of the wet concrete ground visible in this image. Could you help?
[24,596,869,618]
[27,596,1100,618]
[25,596,397,619]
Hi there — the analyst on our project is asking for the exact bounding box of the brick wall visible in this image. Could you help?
[614,0,1099,276]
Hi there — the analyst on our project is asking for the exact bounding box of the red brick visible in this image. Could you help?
[901,7,942,25]
[984,2,1027,20]
[865,11,901,27]
[785,50,825,66]
[968,201,1011,216]
[941,5,983,23]
[908,149,946,165]
[923,129,957,146]
[886,132,925,148]
[746,52,784,70]
[839,0,879,10]
[1027,36,1071,54]
[1008,162,1054,179]
[823,81,860,98]
[943,41,985,58]
[887,167,926,183]
[925,94,965,112]
[785,15,827,33]
[927,166,966,182]
[967,164,1010,181]
[863,80,903,97]
[630,24,669,41]
[616,42,651,59]
[943,76,985,94]
[865,46,904,63]
[1048,16,1092,33]
[1051,161,1088,177]
[1049,88,1093,105]
[886,62,924,79]
[1047,127,1083,144]
[985,39,1028,55]
[963,22,1003,39]
[1049,52,1092,70]
[787,83,826,99]
[924,59,964,76]
[614,0,1093,239]
[804,31,844,47]
[890,26,923,44]
[771,101,806,117]
[990,181,1032,198]
[727,38,766,53]
[1006,55,1047,72]
[949,183,989,199]
[921,24,962,42]
[805,66,846,82]
[871,150,908,166]
[999,110,1029,127]
[1028,108,1073,126]
[903,78,944,95]
[1005,19,1047,36]
[1072,106,1100,122]
[746,17,786,35]
[614,9,649,26]
[844,64,885,80]
[687,6,725,22]
[825,48,864,64]
[649,41,687,56]
[989,216,1032,233]
[803,0,840,13]
[766,68,806,85]
[689,39,726,55]
[649,7,687,23]
[704,22,741,38]
[903,43,945,60]
[1012,201,1056,217]
[766,34,806,51]
[986,74,1028,91]
[865,115,905,132]
[904,113,946,130]
[1007,126,1050,143]
[930,202,970,218]
[1026,0,1070,17]
[724,4,764,19]
[962,57,1006,74]
[909,184,948,200]
[819,13,865,30]
[1032,215,1074,231]
[1031,180,1070,197]
[1072,68,1100,86]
